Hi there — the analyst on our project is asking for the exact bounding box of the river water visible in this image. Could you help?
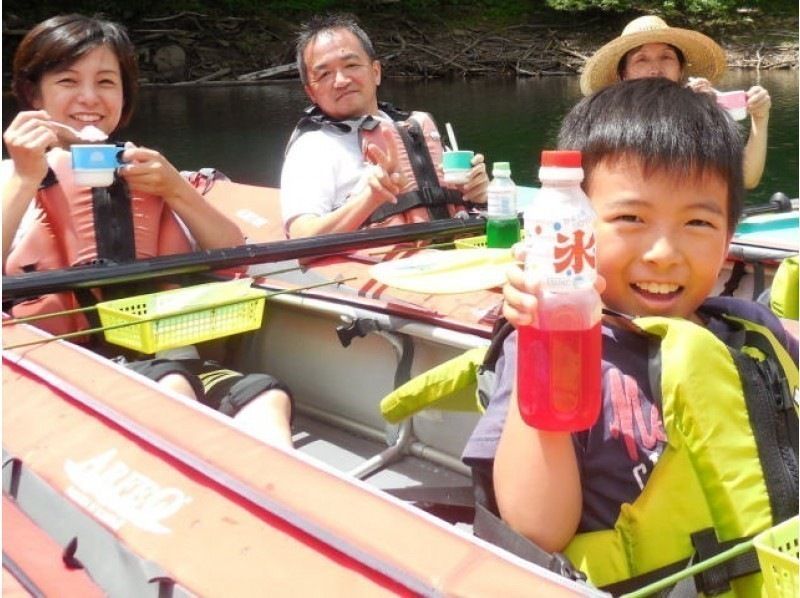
[4,70,798,202]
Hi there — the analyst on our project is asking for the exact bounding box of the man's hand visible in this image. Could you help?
[460,153,489,204]
[361,127,407,208]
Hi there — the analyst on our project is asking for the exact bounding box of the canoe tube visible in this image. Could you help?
[3,182,795,595]
[2,213,486,300]
[2,319,598,596]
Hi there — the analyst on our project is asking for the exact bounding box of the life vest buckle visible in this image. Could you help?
[549,552,588,583]
[419,186,444,207]
[690,528,733,595]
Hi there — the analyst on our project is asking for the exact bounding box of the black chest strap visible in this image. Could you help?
[364,118,459,224]
[91,175,137,265]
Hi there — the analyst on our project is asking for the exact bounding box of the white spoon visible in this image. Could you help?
[51,121,109,142]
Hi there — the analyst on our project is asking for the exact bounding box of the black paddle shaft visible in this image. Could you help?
[3,217,486,300]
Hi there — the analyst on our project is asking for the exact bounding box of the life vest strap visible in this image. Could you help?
[366,187,464,225]
[599,529,761,596]
[286,102,412,155]
[472,502,588,583]
[395,120,451,221]
[39,167,58,190]
[471,467,762,595]
[91,178,136,264]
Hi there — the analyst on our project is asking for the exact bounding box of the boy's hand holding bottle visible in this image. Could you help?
[515,150,602,432]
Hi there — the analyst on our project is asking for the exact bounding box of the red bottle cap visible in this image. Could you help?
[540,150,582,168]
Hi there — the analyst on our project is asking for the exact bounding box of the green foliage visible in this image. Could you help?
[3,0,795,28]
[547,0,630,10]
[545,0,797,16]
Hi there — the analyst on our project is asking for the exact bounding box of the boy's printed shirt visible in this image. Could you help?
[462,297,798,532]
[576,326,662,530]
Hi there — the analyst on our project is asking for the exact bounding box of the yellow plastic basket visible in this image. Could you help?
[754,515,800,598]
[454,231,526,249]
[454,235,488,249]
[96,280,266,354]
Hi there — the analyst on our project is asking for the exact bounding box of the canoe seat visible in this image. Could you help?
[379,346,487,423]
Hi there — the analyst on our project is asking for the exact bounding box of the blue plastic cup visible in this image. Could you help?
[71,144,124,187]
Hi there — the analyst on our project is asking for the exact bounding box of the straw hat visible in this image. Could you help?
[579,15,727,96]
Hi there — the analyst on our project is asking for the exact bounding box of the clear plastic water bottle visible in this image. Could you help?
[486,162,521,249]
[517,150,602,431]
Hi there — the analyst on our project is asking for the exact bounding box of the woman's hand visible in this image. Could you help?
[118,143,244,249]
[746,85,771,120]
[686,77,714,95]
[2,110,59,187]
[460,153,489,204]
[2,110,64,263]
[118,144,187,201]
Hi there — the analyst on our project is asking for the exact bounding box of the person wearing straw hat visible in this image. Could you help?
[580,15,771,190]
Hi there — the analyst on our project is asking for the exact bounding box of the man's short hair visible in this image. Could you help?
[558,77,744,233]
[295,13,376,85]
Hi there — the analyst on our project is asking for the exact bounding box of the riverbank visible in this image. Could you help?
[2,10,797,86]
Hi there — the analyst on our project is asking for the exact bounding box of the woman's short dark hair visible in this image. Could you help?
[12,14,139,129]
[558,77,744,233]
[295,13,376,85]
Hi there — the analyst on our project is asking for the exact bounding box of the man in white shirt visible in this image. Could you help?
[280,14,488,239]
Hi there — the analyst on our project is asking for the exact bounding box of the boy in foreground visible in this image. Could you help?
[462,78,798,594]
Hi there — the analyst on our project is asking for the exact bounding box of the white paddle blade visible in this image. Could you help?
[369,248,514,294]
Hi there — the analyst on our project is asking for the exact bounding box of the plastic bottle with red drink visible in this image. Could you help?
[517,150,602,431]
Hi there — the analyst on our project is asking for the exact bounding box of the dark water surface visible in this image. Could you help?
[4,71,797,202]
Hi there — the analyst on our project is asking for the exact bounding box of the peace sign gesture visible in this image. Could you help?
[362,127,407,208]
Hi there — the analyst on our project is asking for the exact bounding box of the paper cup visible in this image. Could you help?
[716,91,748,121]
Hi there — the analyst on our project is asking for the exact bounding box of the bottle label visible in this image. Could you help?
[486,192,515,216]
[487,189,515,216]
[526,213,596,289]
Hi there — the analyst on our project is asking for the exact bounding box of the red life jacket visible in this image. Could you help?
[5,148,193,336]
[359,111,468,227]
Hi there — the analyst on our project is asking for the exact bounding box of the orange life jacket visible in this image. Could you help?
[359,111,468,227]
[5,148,194,336]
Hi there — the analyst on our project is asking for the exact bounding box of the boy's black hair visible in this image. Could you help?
[295,13,376,86]
[558,77,744,234]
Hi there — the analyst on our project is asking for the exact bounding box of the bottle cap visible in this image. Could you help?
[540,150,581,168]
[492,161,511,175]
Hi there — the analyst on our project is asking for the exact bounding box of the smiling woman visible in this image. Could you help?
[33,45,124,134]
[2,14,244,263]
[1,13,293,449]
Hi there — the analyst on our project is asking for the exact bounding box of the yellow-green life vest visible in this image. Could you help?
[564,313,799,596]
[770,256,799,321]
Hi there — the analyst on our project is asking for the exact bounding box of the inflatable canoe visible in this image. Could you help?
[3,179,797,596]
